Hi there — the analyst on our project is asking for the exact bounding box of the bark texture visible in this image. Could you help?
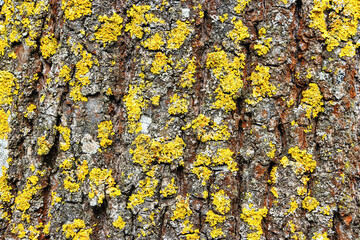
[0,0,360,239]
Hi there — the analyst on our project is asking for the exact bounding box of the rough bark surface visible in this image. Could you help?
[0,0,359,239]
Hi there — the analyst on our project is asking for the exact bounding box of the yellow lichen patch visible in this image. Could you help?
[212,148,238,172]
[151,95,160,105]
[59,65,72,82]
[340,41,356,58]
[51,191,62,206]
[15,175,41,213]
[0,71,17,106]
[309,0,360,54]
[37,135,53,156]
[206,48,245,111]
[302,196,319,212]
[62,219,92,239]
[234,0,251,13]
[55,125,71,151]
[301,83,324,119]
[97,120,114,148]
[267,141,276,159]
[0,38,9,56]
[151,52,170,74]
[130,134,186,170]
[312,232,329,240]
[210,226,225,238]
[183,114,230,142]
[246,65,277,105]
[212,190,231,214]
[179,57,196,88]
[95,13,123,45]
[297,186,307,196]
[192,166,212,186]
[62,0,92,21]
[127,177,158,209]
[280,156,289,167]
[205,210,226,226]
[168,94,189,115]
[254,28,272,56]
[181,220,200,239]
[25,104,36,118]
[240,204,268,240]
[171,195,192,221]
[0,109,10,139]
[268,166,277,184]
[89,168,121,203]
[167,20,191,49]
[76,160,89,182]
[123,84,146,134]
[271,187,279,198]
[0,166,13,203]
[40,34,59,59]
[227,18,250,44]
[11,223,26,239]
[160,178,178,197]
[113,215,126,229]
[288,146,317,174]
[63,176,80,192]
[142,32,165,50]
[285,198,298,215]
[125,5,151,39]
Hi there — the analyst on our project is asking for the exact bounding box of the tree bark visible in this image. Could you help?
[0,0,359,239]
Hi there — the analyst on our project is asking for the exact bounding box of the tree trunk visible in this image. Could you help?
[0,0,359,239]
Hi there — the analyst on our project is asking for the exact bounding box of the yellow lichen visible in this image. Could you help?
[55,125,71,151]
[301,83,324,119]
[254,28,272,56]
[0,109,10,139]
[271,187,279,198]
[167,20,191,49]
[268,166,277,184]
[0,71,17,106]
[15,175,41,213]
[127,177,158,209]
[95,13,123,45]
[151,95,160,105]
[205,210,226,226]
[288,146,317,174]
[63,176,80,193]
[234,0,251,13]
[171,195,192,221]
[0,166,13,203]
[123,84,146,134]
[25,104,36,118]
[113,215,126,229]
[37,135,53,156]
[125,5,151,39]
[62,0,92,21]
[280,156,289,167]
[151,52,170,74]
[160,178,178,197]
[97,120,114,148]
[212,190,231,214]
[89,168,121,203]
[192,166,212,186]
[142,32,165,50]
[59,65,72,82]
[227,18,250,44]
[240,204,268,240]
[285,198,298,215]
[180,57,196,88]
[212,148,238,172]
[168,94,189,115]
[302,196,319,212]
[62,219,92,239]
[40,34,59,59]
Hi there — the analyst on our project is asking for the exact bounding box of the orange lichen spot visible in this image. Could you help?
[37,135,53,156]
[246,65,277,105]
[97,120,114,148]
[167,20,191,49]
[240,204,268,240]
[123,84,146,134]
[171,195,192,221]
[212,190,231,214]
[113,215,126,229]
[40,34,59,59]
[168,94,189,115]
[288,146,317,174]
[0,109,10,139]
[61,0,92,21]
[151,52,170,74]
[180,57,196,88]
[234,0,251,13]
[301,83,324,119]
[95,13,123,45]
[142,32,165,50]
[160,178,178,197]
[62,219,92,239]
[125,5,151,39]
[55,125,71,151]
[227,18,249,44]
[302,196,319,212]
